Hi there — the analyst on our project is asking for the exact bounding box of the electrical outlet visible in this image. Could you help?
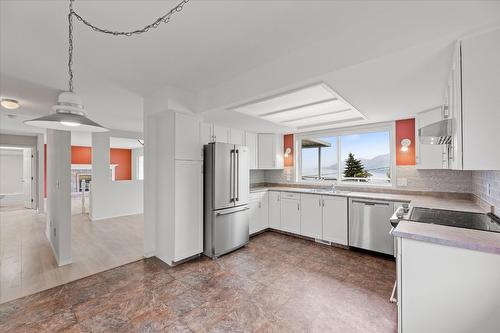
[487,183,491,197]
[397,178,408,187]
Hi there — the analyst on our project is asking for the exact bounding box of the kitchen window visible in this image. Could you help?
[297,124,393,186]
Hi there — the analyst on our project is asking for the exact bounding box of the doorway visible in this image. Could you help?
[0,146,36,211]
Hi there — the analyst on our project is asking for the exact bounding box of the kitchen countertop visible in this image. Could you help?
[251,185,499,255]
[250,186,486,213]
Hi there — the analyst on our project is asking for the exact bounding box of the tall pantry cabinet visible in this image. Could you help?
[153,111,203,265]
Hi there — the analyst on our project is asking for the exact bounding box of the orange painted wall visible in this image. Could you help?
[284,134,294,167]
[395,118,416,165]
[44,145,132,197]
[110,148,132,181]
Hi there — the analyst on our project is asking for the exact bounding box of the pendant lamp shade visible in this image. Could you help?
[24,91,108,132]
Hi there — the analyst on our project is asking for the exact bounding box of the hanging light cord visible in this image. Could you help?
[67,0,189,92]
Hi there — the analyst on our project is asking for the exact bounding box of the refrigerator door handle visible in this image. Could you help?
[229,149,235,202]
[235,149,240,202]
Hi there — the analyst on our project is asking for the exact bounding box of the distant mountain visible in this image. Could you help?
[325,153,390,171]
[359,153,390,171]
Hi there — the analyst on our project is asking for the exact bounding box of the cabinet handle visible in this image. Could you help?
[319,199,321,207]
[322,199,325,207]
[297,203,300,211]
[259,201,261,208]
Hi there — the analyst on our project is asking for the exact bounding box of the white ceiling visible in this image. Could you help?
[2,1,500,135]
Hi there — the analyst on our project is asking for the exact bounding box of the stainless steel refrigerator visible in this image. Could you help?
[203,142,250,258]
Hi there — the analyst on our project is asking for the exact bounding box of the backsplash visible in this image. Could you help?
[252,166,473,193]
[472,171,500,213]
[395,166,472,193]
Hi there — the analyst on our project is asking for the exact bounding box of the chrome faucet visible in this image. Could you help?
[331,184,336,192]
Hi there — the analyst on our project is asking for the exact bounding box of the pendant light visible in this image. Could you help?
[25,0,189,132]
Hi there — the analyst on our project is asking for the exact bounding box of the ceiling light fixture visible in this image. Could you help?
[25,0,189,132]
[1,98,20,109]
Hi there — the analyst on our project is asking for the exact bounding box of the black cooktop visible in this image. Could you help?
[410,207,500,233]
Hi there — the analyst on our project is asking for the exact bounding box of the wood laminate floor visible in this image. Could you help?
[0,232,397,332]
[0,199,143,303]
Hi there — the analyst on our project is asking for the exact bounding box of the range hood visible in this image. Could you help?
[418,119,452,145]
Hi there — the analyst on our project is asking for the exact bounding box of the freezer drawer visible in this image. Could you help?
[349,199,394,255]
[205,206,249,258]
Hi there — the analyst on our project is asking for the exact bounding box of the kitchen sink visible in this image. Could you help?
[303,188,350,195]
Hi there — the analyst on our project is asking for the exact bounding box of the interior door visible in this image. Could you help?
[22,148,33,209]
[213,143,235,210]
[235,145,249,206]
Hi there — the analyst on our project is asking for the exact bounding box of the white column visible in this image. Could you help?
[90,132,110,221]
[46,129,71,266]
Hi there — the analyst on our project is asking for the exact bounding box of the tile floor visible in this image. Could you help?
[0,232,397,332]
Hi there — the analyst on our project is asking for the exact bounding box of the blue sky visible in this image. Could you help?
[302,131,390,171]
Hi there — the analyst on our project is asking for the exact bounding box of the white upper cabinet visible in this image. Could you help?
[322,195,348,245]
[416,108,448,169]
[268,191,281,230]
[461,28,500,170]
[229,129,245,146]
[258,133,284,169]
[201,122,213,145]
[175,113,202,161]
[300,194,322,239]
[213,125,230,143]
[245,132,258,170]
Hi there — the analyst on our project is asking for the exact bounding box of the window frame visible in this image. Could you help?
[295,122,396,187]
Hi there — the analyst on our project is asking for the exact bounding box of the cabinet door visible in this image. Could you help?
[268,191,281,230]
[416,109,447,169]
[322,196,348,245]
[174,160,203,261]
[259,192,269,232]
[245,132,258,169]
[229,129,245,145]
[300,194,322,239]
[213,125,230,143]
[248,199,260,234]
[258,134,275,169]
[201,123,213,145]
[281,198,300,234]
[461,29,500,170]
[175,113,202,161]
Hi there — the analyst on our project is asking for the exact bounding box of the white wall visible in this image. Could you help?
[91,132,143,220]
[46,129,72,266]
[132,147,144,180]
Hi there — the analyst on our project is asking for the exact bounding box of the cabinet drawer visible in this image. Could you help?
[249,191,267,200]
[280,192,300,200]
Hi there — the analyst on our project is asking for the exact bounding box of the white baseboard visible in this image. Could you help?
[90,211,143,221]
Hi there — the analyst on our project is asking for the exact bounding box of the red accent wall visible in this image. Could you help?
[395,118,416,166]
[110,148,132,181]
[284,134,294,167]
[44,145,132,197]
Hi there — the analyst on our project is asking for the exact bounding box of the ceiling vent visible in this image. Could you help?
[230,83,366,131]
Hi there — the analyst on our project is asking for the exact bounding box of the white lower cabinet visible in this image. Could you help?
[300,194,323,239]
[174,160,203,261]
[268,191,281,230]
[280,193,300,234]
[249,192,268,234]
[322,196,348,245]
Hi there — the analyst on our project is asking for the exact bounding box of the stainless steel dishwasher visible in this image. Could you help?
[349,198,395,255]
